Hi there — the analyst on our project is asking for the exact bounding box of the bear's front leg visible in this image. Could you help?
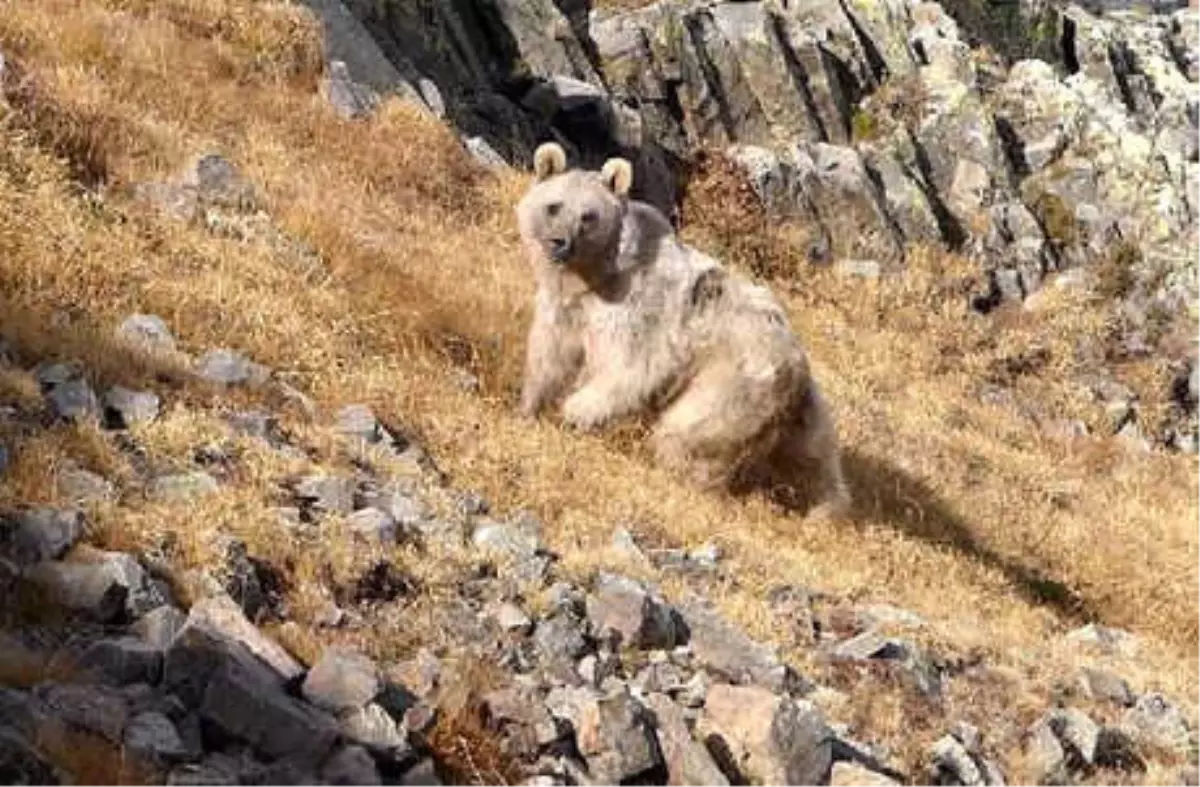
[561,385,616,431]
[519,292,582,419]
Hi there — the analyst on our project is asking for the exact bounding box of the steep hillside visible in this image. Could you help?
[0,0,1195,784]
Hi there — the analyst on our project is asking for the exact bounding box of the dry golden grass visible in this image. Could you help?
[0,0,1195,781]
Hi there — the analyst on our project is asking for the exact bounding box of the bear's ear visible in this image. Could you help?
[600,157,633,197]
[533,142,568,182]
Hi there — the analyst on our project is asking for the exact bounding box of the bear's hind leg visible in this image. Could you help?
[651,362,782,494]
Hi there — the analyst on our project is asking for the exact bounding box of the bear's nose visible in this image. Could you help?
[549,237,573,261]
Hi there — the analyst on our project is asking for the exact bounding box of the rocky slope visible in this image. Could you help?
[0,0,1196,785]
[1,280,1195,785]
[310,0,1199,451]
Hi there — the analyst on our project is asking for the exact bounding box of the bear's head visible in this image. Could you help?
[516,142,632,274]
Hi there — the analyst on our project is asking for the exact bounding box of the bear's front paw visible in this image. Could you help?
[562,388,611,432]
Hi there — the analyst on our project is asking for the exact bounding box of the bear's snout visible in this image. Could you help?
[549,236,573,262]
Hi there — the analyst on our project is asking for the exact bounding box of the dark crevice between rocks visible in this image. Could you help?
[682,12,741,144]
[836,0,891,87]
[993,116,1031,185]
[818,45,864,142]
[1107,40,1142,114]
[1060,16,1081,75]
[768,13,831,143]
[860,160,910,260]
[906,130,968,250]
[550,0,607,90]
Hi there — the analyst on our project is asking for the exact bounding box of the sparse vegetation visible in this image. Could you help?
[0,0,1194,783]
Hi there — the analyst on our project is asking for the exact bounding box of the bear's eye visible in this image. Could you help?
[545,202,562,217]
[580,209,598,225]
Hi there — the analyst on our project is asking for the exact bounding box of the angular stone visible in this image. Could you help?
[0,726,59,785]
[56,466,116,505]
[485,683,562,754]
[929,734,988,785]
[24,548,162,622]
[1121,693,1192,753]
[490,601,533,634]
[473,520,541,559]
[679,598,797,693]
[200,655,339,761]
[699,684,831,785]
[36,683,129,743]
[586,573,679,650]
[347,508,397,543]
[165,593,304,697]
[572,688,661,783]
[341,703,409,757]
[644,693,729,786]
[1065,624,1140,657]
[76,636,164,685]
[302,648,381,714]
[3,508,84,564]
[132,606,187,649]
[196,349,270,388]
[103,386,161,429]
[295,475,356,516]
[321,745,381,786]
[147,472,219,503]
[400,759,442,786]
[832,761,900,786]
[46,379,101,423]
[125,711,188,763]
[1078,668,1134,707]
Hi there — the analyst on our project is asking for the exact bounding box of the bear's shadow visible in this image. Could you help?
[744,447,1096,625]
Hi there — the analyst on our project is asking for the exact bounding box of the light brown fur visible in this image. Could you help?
[515,143,850,519]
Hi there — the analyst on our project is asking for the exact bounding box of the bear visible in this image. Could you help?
[515,141,850,520]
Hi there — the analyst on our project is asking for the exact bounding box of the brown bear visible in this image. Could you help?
[515,142,850,519]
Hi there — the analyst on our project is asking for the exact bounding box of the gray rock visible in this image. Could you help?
[1078,667,1135,707]
[0,726,60,785]
[490,601,533,634]
[116,314,177,353]
[832,761,900,786]
[295,474,356,516]
[125,711,189,764]
[103,386,161,428]
[473,519,541,558]
[47,378,101,422]
[586,573,679,650]
[678,598,798,693]
[170,593,304,686]
[303,648,381,714]
[200,654,339,761]
[24,548,163,621]
[533,613,590,663]
[196,349,270,387]
[570,687,662,783]
[644,693,729,786]
[3,508,84,564]
[400,759,442,786]
[464,137,510,171]
[485,683,562,754]
[321,745,381,786]
[324,60,380,120]
[341,703,410,757]
[699,683,832,785]
[1065,623,1140,657]
[36,682,129,742]
[335,405,386,445]
[56,466,116,504]
[347,508,397,543]
[76,636,164,685]
[132,606,187,649]
[148,472,219,502]
[187,153,256,209]
[929,734,995,786]
[1121,693,1192,753]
